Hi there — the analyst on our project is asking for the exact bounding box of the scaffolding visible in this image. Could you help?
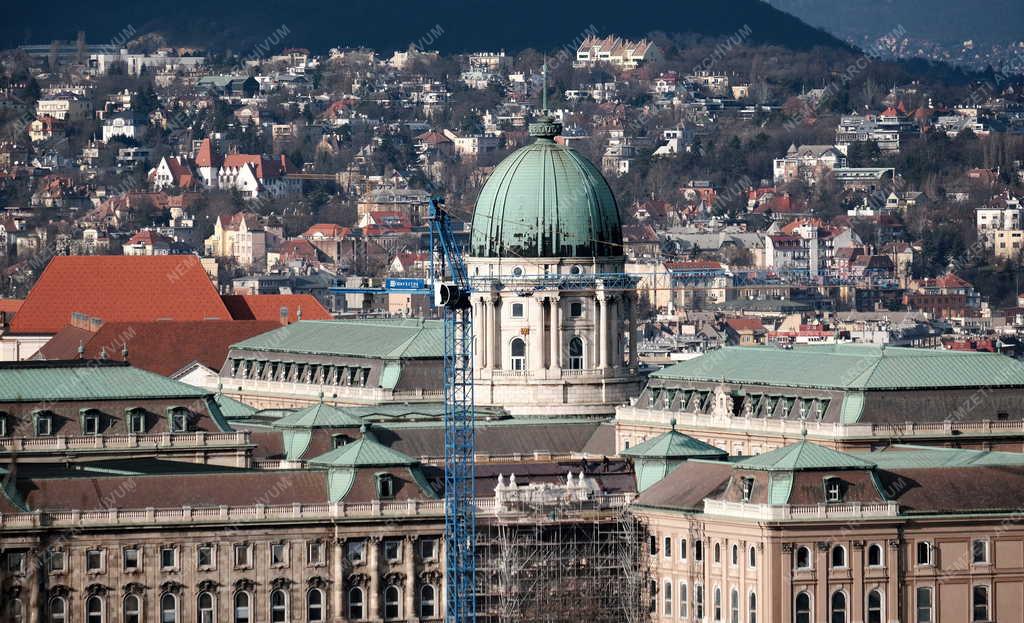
[476,474,649,623]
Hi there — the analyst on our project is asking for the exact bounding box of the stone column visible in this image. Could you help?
[490,298,500,370]
[608,295,619,367]
[332,539,344,622]
[781,543,794,623]
[627,293,639,369]
[530,296,545,371]
[477,297,488,370]
[597,294,608,369]
[887,539,901,623]
[548,295,560,370]
[816,542,828,623]
[368,537,381,619]
[404,536,417,621]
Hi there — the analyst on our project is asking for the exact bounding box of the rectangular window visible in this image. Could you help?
[569,302,583,317]
[6,552,25,574]
[307,541,325,566]
[234,544,251,567]
[916,541,932,566]
[86,549,103,572]
[0,418,7,437]
[972,539,989,564]
[916,587,933,623]
[663,580,673,616]
[160,547,176,569]
[47,549,65,573]
[664,536,672,559]
[384,539,402,563]
[695,584,704,620]
[83,414,100,435]
[649,535,657,556]
[679,582,688,618]
[972,585,989,622]
[680,538,688,561]
[419,538,437,561]
[129,413,146,434]
[695,540,704,562]
[511,303,524,318]
[35,415,52,436]
[197,545,214,568]
[170,412,188,432]
[123,547,140,570]
[346,540,366,563]
[270,543,287,566]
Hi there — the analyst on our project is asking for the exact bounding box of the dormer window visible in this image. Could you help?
[824,477,843,503]
[332,434,350,449]
[34,412,53,436]
[81,410,102,435]
[168,409,189,433]
[0,415,7,437]
[740,477,754,502]
[128,411,147,434]
[376,473,396,499]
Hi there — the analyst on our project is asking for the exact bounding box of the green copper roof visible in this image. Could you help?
[0,364,209,402]
[861,445,1024,469]
[653,344,1024,390]
[214,393,257,419]
[622,428,727,459]
[307,427,418,468]
[768,472,794,504]
[738,440,876,472]
[231,319,442,360]
[470,129,623,258]
[272,401,364,429]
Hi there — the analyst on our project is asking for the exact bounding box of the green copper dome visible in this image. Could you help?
[470,118,623,258]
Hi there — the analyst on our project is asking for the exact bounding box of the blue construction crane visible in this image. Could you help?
[426,197,478,623]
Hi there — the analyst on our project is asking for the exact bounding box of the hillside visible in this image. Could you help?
[4,0,849,54]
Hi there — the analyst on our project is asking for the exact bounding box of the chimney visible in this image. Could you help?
[279,306,289,326]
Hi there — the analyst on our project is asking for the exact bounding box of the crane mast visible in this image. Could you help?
[427,197,477,623]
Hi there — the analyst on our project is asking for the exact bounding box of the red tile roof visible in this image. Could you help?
[726,317,766,332]
[10,256,230,335]
[0,298,23,315]
[221,294,332,323]
[36,320,281,376]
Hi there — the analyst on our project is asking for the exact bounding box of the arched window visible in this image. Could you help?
[795,592,812,623]
[795,546,811,569]
[124,596,141,623]
[831,545,847,568]
[86,596,104,623]
[868,543,883,567]
[198,592,215,623]
[694,583,704,620]
[731,544,738,565]
[748,591,757,623]
[663,581,673,616]
[830,591,847,623]
[49,597,67,623]
[161,594,178,623]
[510,338,526,371]
[233,592,250,623]
[714,542,721,563]
[714,586,722,622]
[679,582,688,619]
[307,589,324,623]
[419,585,436,618]
[867,590,883,623]
[347,587,364,620]
[383,586,401,620]
[749,545,757,568]
[270,590,288,623]
[730,588,740,623]
[568,337,584,369]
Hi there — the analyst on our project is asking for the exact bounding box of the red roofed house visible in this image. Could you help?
[221,294,332,323]
[904,272,982,319]
[1,255,230,360]
[193,137,300,199]
[724,317,768,346]
[122,230,174,256]
[204,212,284,268]
[149,155,197,190]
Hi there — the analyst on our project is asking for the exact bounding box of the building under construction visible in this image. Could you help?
[476,471,649,623]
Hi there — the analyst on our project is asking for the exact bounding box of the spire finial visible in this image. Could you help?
[542,56,548,112]
[670,417,677,431]
[77,340,84,359]
[800,423,808,439]
[121,342,128,360]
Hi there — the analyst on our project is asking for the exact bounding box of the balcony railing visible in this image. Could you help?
[0,431,251,453]
[703,499,900,521]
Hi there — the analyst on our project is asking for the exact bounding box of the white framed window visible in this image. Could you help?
[169,410,188,432]
[160,546,177,570]
[510,302,524,318]
[0,416,7,437]
[866,590,883,623]
[128,412,147,434]
[916,587,933,623]
[679,581,688,618]
[307,541,326,566]
[86,549,104,573]
[49,597,67,623]
[510,337,526,370]
[569,301,583,317]
[234,544,251,568]
[35,413,53,436]
[868,543,884,567]
[233,592,250,623]
[749,591,757,623]
[831,545,847,568]
[795,546,811,569]
[663,580,673,616]
[198,593,215,623]
[83,412,101,435]
[197,544,215,569]
[795,592,812,623]
[568,336,584,369]
[730,588,740,623]
[825,477,842,502]
[47,548,66,573]
[972,585,989,622]
[731,544,739,566]
[347,587,364,620]
[419,585,436,618]
[748,545,757,568]
[270,590,288,623]
[713,542,721,564]
[663,536,672,559]
[123,594,142,623]
[270,542,288,566]
[384,539,402,563]
[346,540,366,563]
[418,538,437,560]
[123,546,140,571]
[5,551,25,574]
[86,596,104,623]
[680,538,687,561]
[160,594,178,623]
[385,586,399,618]
[307,589,324,623]
[972,539,989,564]
[713,586,722,622]
[831,591,847,623]
[694,583,704,620]
[916,541,933,566]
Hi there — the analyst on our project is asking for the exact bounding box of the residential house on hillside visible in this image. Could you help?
[575,36,660,69]
[204,212,284,268]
